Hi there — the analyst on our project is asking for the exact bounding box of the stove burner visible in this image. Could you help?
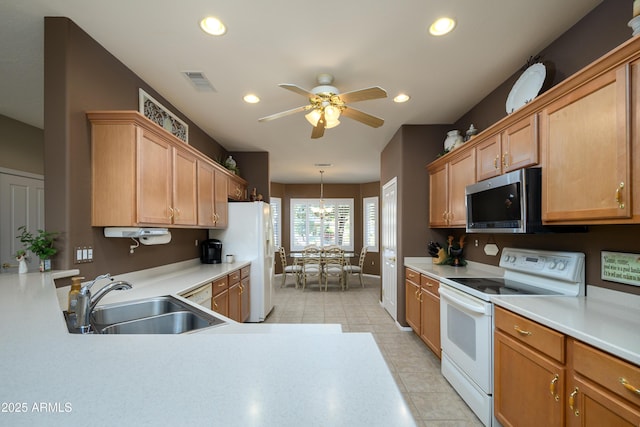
[451,277,561,296]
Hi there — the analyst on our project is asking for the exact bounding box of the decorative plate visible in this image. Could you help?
[505,63,546,114]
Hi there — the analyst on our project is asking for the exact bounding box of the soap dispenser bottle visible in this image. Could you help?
[67,276,84,313]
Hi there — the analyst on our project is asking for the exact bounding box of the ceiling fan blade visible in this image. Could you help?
[258,105,310,122]
[341,106,384,128]
[311,113,326,139]
[338,86,387,104]
[279,83,316,98]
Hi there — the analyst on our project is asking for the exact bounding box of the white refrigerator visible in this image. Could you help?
[209,201,275,322]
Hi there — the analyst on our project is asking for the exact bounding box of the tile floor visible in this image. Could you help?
[267,274,484,426]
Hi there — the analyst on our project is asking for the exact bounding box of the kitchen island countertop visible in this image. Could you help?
[0,261,415,427]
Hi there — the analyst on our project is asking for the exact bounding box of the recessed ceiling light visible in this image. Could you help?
[243,94,260,104]
[429,17,456,36]
[394,93,410,103]
[200,16,226,36]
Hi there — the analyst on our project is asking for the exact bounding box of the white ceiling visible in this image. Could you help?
[0,0,602,183]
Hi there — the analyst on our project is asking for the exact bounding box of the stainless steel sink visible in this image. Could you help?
[99,311,215,334]
[64,295,225,334]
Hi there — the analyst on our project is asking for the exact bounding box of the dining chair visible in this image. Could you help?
[301,246,322,291]
[322,246,345,291]
[278,247,302,288]
[344,246,367,288]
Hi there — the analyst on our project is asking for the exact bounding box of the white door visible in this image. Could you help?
[0,170,45,273]
[381,177,397,320]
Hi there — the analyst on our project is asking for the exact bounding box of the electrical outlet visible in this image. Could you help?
[475,239,479,247]
[195,240,199,246]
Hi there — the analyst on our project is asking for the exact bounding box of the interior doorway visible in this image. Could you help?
[0,168,45,273]
[381,177,397,320]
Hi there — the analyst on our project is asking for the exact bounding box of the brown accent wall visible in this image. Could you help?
[229,151,270,202]
[0,114,44,175]
[381,125,451,326]
[444,0,640,295]
[44,17,229,283]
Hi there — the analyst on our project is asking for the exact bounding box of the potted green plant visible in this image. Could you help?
[17,226,58,272]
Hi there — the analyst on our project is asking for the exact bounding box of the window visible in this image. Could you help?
[271,197,282,248]
[290,198,354,251]
[363,196,379,252]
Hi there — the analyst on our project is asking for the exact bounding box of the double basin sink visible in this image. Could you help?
[64,295,225,334]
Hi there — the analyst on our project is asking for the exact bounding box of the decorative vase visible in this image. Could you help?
[444,130,464,152]
[17,256,28,274]
[39,259,51,272]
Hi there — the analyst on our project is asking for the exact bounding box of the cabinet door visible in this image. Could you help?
[567,376,640,427]
[240,276,250,322]
[541,66,630,222]
[502,114,538,173]
[428,163,448,227]
[228,283,241,322]
[405,279,421,332]
[212,289,229,317]
[137,130,172,225]
[197,160,216,227]
[448,149,476,227]
[419,277,440,358]
[172,148,198,225]
[495,331,565,427]
[228,175,247,201]
[214,168,229,228]
[476,134,502,181]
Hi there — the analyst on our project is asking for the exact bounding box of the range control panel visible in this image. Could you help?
[499,248,585,283]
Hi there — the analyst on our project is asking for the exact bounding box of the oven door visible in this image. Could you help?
[439,283,493,394]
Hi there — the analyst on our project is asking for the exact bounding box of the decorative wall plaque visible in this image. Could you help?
[601,251,640,287]
[138,89,188,143]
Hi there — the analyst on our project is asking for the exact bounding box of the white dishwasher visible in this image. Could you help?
[182,283,212,310]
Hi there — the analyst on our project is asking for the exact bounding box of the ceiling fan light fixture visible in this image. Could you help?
[324,105,341,121]
[200,16,227,36]
[305,109,322,126]
[429,17,456,36]
[325,119,340,129]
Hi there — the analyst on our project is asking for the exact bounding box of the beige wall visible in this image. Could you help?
[0,114,44,175]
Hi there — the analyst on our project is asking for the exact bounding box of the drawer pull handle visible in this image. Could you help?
[619,377,640,395]
[550,374,559,401]
[514,325,532,336]
[212,299,218,309]
[502,152,509,168]
[615,182,625,209]
[494,155,499,170]
[418,291,423,303]
[569,387,579,416]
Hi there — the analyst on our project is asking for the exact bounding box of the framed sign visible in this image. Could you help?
[601,251,640,287]
[138,89,188,143]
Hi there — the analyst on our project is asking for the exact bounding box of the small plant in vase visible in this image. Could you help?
[17,226,58,272]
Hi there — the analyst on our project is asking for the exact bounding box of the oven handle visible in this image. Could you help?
[439,285,491,316]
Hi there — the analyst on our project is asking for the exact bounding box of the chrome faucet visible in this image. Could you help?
[75,273,132,333]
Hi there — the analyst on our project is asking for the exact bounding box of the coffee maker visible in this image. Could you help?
[200,239,222,264]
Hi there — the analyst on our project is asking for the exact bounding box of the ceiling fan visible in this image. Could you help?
[258,73,387,139]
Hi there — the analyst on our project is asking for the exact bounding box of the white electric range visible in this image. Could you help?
[438,247,585,426]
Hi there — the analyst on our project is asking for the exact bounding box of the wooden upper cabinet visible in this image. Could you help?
[228,174,247,201]
[172,148,198,225]
[476,115,538,182]
[540,65,631,223]
[135,127,173,225]
[89,110,234,228]
[197,160,228,228]
[428,148,476,228]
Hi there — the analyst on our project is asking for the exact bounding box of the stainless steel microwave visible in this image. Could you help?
[465,167,543,233]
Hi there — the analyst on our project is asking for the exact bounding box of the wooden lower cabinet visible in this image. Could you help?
[495,307,640,426]
[404,268,440,358]
[226,267,251,323]
[240,266,251,322]
[211,276,229,317]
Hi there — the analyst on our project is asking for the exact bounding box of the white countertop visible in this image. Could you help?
[0,261,415,427]
[405,257,640,367]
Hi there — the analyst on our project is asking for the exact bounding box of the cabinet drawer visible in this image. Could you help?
[571,339,640,407]
[494,307,565,363]
[241,266,250,279]
[420,274,439,297]
[405,268,419,284]
[212,276,228,296]
[228,270,241,285]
